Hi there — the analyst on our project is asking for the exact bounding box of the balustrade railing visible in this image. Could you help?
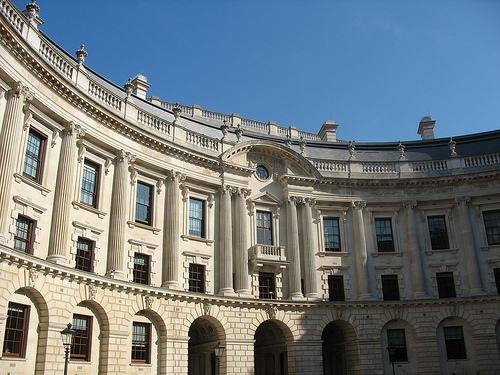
[410,160,448,172]
[137,110,171,135]
[186,130,219,152]
[251,244,286,262]
[88,81,122,111]
[0,0,24,34]
[39,40,74,79]
[202,109,231,123]
[362,162,397,173]
[312,160,349,172]
[463,152,500,168]
[241,118,269,133]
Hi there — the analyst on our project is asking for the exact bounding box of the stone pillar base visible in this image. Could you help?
[218,288,237,297]
[46,255,69,265]
[358,293,374,301]
[235,289,253,298]
[162,281,181,290]
[289,292,305,301]
[305,293,321,301]
[106,270,127,281]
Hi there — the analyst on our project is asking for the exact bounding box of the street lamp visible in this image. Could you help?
[386,346,397,375]
[214,342,225,375]
[60,323,76,375]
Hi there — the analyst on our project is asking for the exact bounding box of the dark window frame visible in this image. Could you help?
[80,159,100,208]
[133,253,150,285]
[323,217,341,252]
[23,127,46,183]
[494,268,500,295]
[135,181,153,225]
[427,215,450,250]
[436,272,456,298]
[71,314,92,361]
[256,210,273,246]
[381,274,400,301]
[75,237,94,272]
[444,326,467,360]
[14,215,35,254]
[188,263,206,293]
[375,217,395,252]
[131,322,151,364]
[328,274,345,301]
[188,198,205,238]
[2,302,30,358]
[387,329,408,362]
[258,272,276,299]
[483,209,500,246]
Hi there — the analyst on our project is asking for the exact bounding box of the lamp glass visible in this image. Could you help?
[60,323,75,347]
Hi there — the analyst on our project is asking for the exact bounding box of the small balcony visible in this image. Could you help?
[249,244,288,271]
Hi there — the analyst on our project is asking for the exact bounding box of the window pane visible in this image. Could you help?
[189,263,205,293]
[259,272,276,299]
[14,216,34,254]
[328,275,345,301]
[387,329,408,362]
[2,302,29,357]
[136,182,153,224]
[80,160,99,207]
[427,215,450,250]
[444,326,467,360]
[381,275,400,301]
[436,272,456,298]
[323,217,341,251]
[483,210,500,246]
[375,218,395,252]
[256,211,273,245]
[189,198,205,237]
[71,314,92,361]
[76,237,94,272]
[495,268,500,295]
[132,322,151,363]
[23,129,45,181]
[133,253,150,285]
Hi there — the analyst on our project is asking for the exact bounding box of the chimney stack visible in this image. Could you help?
[130,75,150,100]
[319,119,339,142]
[417,116,435,140]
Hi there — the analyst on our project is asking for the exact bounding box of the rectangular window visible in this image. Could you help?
[135,181,153,225]
[387,329,408,362]
[75,237,94,272]
[323,217,341,252]
[71,314,92,361]
[132,322,151,364]
[80,159,100,208]
[188,263,205,293]
[328,275,345,301]
[14,215,35,254]
[189,198,205,238]
[2,302,30,358]
[483,209,500,246]
[375,218,395,252]
[427,215,450,250]
[381,274,400,301]
[23,128,46,182]
[436,272,456,298]
[256,211,273,245]
[133,253,150,285]
[495,268,500,295]
[258,272,276,299]
[444,326,467,360]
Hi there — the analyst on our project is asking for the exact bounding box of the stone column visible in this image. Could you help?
[287,197,303,300]
[234,188,251,295]
[162,171,183,289]
[456,197,483,295]
[0,83,32,235]
[218,185,235,296]
[404,201,427,298]
[47,122,83,264]
[352,201,371,300]
[106,150,132,280]
[302,199,319,299]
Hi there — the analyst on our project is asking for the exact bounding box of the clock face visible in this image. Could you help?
[256,165,270,180]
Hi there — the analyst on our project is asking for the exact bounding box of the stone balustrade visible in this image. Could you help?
[250,244,286,262]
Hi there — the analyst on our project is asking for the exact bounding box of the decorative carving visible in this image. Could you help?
[24,0,40,21]
[456,196,471,207]
[202,302,212,316]
[449,137,458,157]
[299,137,306,155]
[265,304,278,320]
[129,167,137,185]
[402,200,417,209]
[123,78,134,96]
[181,184,189,202]
[23,109,32,131]
[144,295,153,310]
[65,121,84,138]
[104,158,111,175]
[88,284,97,301]
[75,44,88,65]
[207,193,215,208]
[398,142,406,160]
[352,200,366,210]
[77,140,86,163]
[221,120,228,138]
[235,125,243,142]
[172,104,182,123]
[348,141,356,158]
[51,129,59,148]
[10,81,32,101]
[156,179,163,194]
[28,269,38,287]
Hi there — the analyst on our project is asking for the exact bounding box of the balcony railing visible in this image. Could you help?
[249,244,286,263]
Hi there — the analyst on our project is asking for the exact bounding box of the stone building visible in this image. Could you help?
[0,1,499,374]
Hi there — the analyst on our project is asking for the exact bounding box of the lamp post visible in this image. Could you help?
[60,323,76,375]
[214,342,225,375]
[386,346,397,375]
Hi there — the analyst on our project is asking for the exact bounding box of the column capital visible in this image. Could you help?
[64,121,85,138]
[8,81,33,101]
[455,196,471,206]
[352,200,366,210]
[115,149,135,164]
[220,184,233,196]
[287,196,298,205]
[233,187,251,197]
[166,169,186,183]
[402,200,417,209]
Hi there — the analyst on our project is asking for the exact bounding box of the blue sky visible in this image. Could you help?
[13,0,500,142]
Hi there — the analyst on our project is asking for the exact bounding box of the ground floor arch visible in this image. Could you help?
[322,320,359,375]
[188,316,225,375]
[254,320,292,375]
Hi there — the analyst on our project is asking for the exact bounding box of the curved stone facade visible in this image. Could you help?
[0,1,499,374]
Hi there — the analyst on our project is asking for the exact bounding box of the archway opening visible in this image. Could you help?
[254,320,289,375]
[188,317,223,375]
[322,320,359,375]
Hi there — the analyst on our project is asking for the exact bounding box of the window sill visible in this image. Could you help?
[14,173,51,196]
[318,251,349,257]
[130,362,152,367]
[424,248,459,255]
[181,235,214,245]
[481,244,500,252]
[0,356,27,361]
[127,221,160,234]
[182,250,212,259]
[72,201,106,218]
[372,252,402,257]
